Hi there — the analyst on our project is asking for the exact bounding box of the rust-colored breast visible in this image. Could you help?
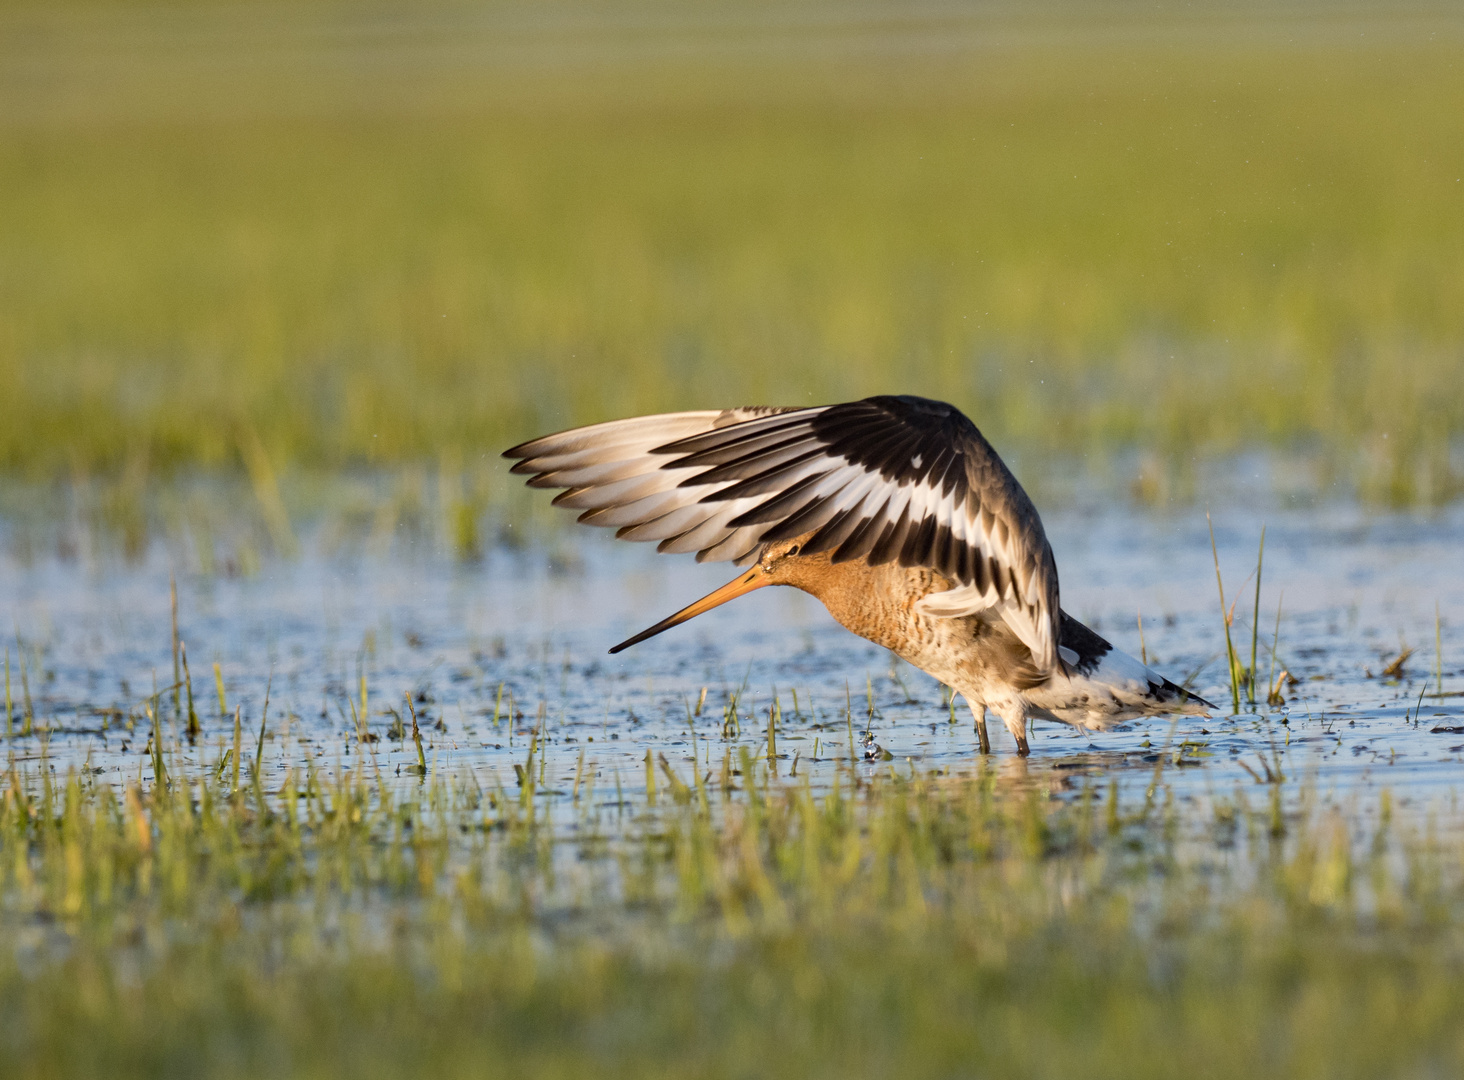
[770,549,1044,695]
[773,552,952,656]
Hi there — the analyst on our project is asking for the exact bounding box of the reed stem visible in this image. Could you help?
[1434,597,1446,699]
[181,642,200,742]
[170,576,182,723]
[1248,525,1265,706]
[1208,512,1241,713]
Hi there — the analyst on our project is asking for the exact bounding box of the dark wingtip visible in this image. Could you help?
[502,438,541,461]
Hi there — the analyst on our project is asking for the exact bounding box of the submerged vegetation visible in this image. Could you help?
[3,736,1464,1077]
[1,2,1462,504]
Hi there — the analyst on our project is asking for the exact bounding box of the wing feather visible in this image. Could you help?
[505,395,1061,672]
[828,508,886,563]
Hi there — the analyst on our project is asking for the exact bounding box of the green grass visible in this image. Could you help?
[3,735,1464,1078]
[1,3,1462,503]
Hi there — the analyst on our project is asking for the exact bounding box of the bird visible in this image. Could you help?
[504,394,1213,755]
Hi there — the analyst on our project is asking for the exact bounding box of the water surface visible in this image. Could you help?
[3,501,1461,833]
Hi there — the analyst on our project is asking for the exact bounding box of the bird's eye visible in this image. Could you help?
[786,544,801,556]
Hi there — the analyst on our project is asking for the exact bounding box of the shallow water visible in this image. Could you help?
[3,501,1462,834]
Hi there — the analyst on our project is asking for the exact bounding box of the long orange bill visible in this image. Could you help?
[609,566,769,654]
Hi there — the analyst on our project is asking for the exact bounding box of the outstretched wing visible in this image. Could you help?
[504,395,1061,672]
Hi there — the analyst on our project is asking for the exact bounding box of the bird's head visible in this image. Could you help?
[755,537,805,576]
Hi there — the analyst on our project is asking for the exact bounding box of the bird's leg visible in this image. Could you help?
[965,697,991,755]
[995,703,1030,757]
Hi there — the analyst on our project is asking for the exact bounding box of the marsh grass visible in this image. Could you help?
[2,728,1464,1076]
[1,2,1462,506]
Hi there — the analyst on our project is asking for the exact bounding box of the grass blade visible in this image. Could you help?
[1249,525,1265,706]
[1208,511,1241,714]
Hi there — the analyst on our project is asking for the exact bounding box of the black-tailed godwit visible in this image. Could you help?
[505,395,1212,755]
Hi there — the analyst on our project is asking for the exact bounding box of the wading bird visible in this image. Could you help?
[505,395,1211,755]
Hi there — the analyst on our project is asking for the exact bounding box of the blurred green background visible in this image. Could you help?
[2,0,1461,503]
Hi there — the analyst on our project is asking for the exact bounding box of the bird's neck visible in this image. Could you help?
[771,553,954,652]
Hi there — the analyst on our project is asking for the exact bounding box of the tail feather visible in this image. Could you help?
[1045,611,1215,724]
[1158,677,1216,712]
